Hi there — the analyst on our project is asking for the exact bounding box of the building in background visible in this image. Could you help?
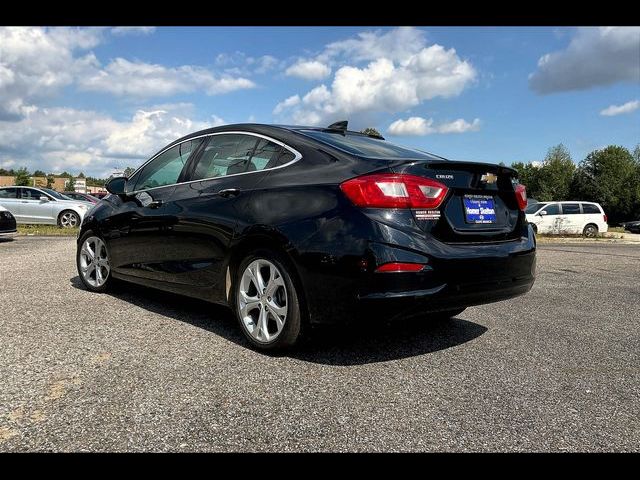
[0,175,105,193]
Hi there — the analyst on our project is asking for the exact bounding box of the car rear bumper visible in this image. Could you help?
[298,226,536,325]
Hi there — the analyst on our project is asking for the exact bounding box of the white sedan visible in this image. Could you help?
[0,186,93,228]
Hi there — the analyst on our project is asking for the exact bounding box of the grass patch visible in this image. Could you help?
[608,227,625,233]
[17,224,79,236]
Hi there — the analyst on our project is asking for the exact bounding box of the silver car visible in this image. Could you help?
[0,186,92,228]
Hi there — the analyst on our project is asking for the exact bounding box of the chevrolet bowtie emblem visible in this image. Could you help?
[480,173,498,184]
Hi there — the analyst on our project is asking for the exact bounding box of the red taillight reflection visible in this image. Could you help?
[515,184,527,211]
[603,214,608,224]
[375,262,426,273]
[340,174,448,209]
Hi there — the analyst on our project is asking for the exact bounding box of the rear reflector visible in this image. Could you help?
[603,214,608,223]
[375,262,426,273]
[515,184,527,211]
[340,173,448,209]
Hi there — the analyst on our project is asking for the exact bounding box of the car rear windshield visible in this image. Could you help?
[299,130,442,160]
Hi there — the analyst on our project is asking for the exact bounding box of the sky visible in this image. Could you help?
[0,26,638,178]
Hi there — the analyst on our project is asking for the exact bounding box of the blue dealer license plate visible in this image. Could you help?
[463,196,496,224]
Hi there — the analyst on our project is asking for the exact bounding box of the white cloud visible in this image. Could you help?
[110,27,156,36]
[273,95,300,115]
[215,51,281,75]
[388,116,481,136]
[529,27,640,94]
[285,60,331,80]
[600,99,640,116]
[77,58,255,97]
[277,49,475,125]
[0,27,102,120]
[0,104,222,177]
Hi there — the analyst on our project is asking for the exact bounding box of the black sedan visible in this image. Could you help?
[76,122,536,350]
[621,220,640,233]
[0,206,17,237]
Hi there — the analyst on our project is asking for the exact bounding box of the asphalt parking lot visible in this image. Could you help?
[0,237,638,452]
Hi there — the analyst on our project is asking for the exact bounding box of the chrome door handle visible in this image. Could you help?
[217,188,241,198]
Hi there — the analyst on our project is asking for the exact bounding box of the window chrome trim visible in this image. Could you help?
[126,131,303,195]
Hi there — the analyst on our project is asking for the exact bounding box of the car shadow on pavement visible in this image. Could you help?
[70,276,487,365]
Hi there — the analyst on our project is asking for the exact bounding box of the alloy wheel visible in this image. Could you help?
[79,236,110,287]
[60,212,79,228]
[238,259,288,343]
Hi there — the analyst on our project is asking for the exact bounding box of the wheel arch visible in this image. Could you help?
[227,229,311,323]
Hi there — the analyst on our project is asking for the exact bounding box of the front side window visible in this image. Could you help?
[0,188,18,199]
[41,188,70,200]
[191,134,293,180]
[541,204,560,215]
[561,203,581,215]
[132,138,203,192]
[581,203,600,214]
[21,188,47,200]
[525,203,545,214]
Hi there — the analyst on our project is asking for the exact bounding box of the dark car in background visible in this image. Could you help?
[76,122,536,350]
[0,205,17,237]
[621,220,640,233]
[91,192,110,200]
[63,192,100,204]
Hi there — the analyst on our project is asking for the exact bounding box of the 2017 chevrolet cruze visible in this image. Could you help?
[76,122,536,350]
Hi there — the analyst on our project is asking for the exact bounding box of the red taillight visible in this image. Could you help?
[340,174,448,209]
[515,184,527,211]
[375,262,426,273]
[603,214,608,223]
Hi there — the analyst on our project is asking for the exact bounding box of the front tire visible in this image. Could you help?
[234,250,302,350]
[77,231,112,292]
[59,210,80,228]
[583,224,598,238]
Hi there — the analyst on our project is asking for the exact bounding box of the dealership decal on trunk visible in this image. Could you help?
[414,209,441,220]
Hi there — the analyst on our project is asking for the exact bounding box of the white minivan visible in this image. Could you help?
[526,201,608,237]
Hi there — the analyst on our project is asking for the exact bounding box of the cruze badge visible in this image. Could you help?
[480,173,498,184]
[436,174,454,180]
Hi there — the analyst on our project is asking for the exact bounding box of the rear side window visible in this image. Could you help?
[0,188,17,199]
[582,203,601,214]
[541,204,560,215]
[191,134,292,180]
[300,130,440,160]
[562,203,581,215]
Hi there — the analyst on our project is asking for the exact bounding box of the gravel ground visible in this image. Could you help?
[0,237,638,452]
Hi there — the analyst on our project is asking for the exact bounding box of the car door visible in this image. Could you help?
[159,132,298,300]
[537,203,561,234]
[581,203,602,230]
[103,138,205,284]
[559,203,581,234]
[19,188,54,223]
[0,188,21,220]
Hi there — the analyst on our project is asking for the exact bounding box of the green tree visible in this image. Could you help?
[511,161,543,200]
[46,175,55,189]
[32,169,46,177]
[14,167,31,186]
[123,166,136,178]
[78,172,86,178]
[360,127,383,138]
[537,144,575,201]
[66,176,76,191]
[570,145,639,224]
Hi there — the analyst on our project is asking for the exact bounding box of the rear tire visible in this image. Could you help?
[233,249,303,350]
[583,224,598,238]
[59,210,80,228]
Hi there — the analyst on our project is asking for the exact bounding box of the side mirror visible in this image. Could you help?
[39,196,50,202]
[538,210,548,216]
[105,176,127,195]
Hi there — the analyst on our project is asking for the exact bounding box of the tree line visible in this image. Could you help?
[511,144,640,224]
[0,167,106,188]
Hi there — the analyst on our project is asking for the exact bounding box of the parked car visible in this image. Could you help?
[621,219,640,233]
[525,201,608,237]
[63,192,100,204]
[0,186,91,228]
[76,122,536,350]
[0,205,17,236]
[91,192,110,200]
